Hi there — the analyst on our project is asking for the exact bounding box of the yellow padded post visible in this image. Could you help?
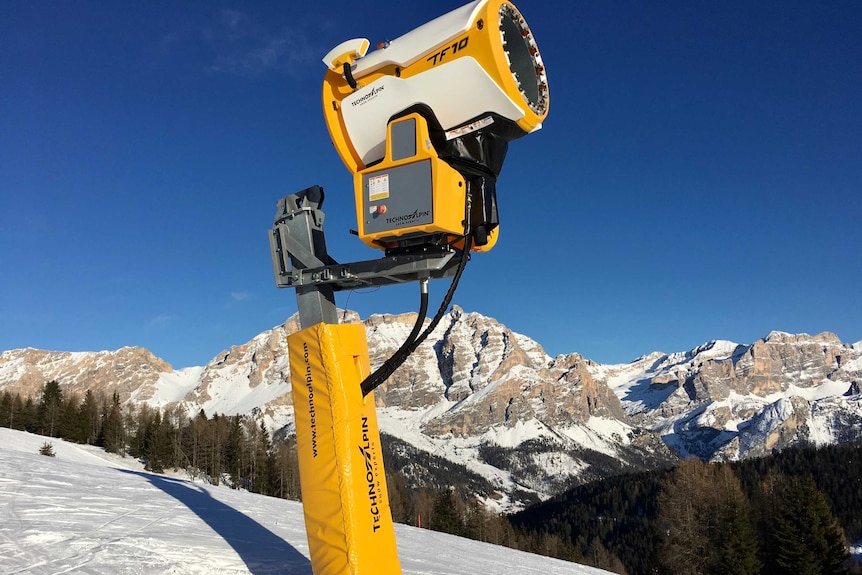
[288,322,401,575]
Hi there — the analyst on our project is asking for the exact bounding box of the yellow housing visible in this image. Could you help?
[353,112,497,252]
[323,0,549,174]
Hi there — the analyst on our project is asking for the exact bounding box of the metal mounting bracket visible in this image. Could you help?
[269,185,460,327]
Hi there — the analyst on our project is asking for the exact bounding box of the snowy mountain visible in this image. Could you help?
[2,310,861,509]
[0,427,611,575]
[593,331,862,461]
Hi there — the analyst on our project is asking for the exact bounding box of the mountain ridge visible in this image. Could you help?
[2,308,860,509]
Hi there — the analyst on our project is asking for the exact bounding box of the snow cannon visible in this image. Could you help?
[269,3,551,575]
[322,0,549,254]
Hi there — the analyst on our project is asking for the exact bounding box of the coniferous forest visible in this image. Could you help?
[0,382,299,498]
[2,382,861,574]
[512,445,862,574]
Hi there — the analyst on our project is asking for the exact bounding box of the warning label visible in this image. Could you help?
[368,174,390,201]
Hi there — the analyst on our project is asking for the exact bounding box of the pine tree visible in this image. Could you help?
[184,409,210,478]
[209,413,228,485]
[658,459,712,575]
[58,393,83,442]
[763,474,850,575]
[225,415,245,488]
[129,403,153,459]
[79,390,100,445]
[143,411,174,473]
[0,391,12,429]
[122,402,138,454]
[164,404,187,469]
[252,419,274,496]
[11,393,32,431]
[143,410,165,472]
[272,439,301,501]
[37,380,63,436]
[658,458,759,575]
[99,392,125,454]
[429,488,465,536]
[712,479,760,575]
[39,442,56,457]
[22,396,37,432]
[385,469,413,524]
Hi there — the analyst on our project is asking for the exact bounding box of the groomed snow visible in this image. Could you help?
[0,428,611,575]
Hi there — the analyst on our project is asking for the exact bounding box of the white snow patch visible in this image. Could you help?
[483,419,547,448]
[149,366,205,405]
[843,354,862,373]
[557,418,631,457]
[585,416,633,443]
[0,428,144,470]
[0,428,612,575]
[761,380,854,404]
[199,374,292,416]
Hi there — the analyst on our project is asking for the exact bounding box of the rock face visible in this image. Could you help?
[0,346,173,403]
[687,331,845,398]
[2,314,860,508]
[357,307,675,502]
[594,332,862,461]
[373,307,627,438]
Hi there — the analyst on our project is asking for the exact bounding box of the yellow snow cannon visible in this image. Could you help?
[321,0,549,254]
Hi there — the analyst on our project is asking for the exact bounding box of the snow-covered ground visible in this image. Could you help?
[0,428,610,575]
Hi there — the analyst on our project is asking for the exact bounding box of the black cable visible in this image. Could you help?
[360,190,474,397]
[403,280,430,351]
[402,234,472,357]
[359,280,429,397]
[360,241,471,397]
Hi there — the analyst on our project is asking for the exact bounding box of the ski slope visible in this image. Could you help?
[0,428,610,574]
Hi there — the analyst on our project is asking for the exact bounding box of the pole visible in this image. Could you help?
[274,187,402,575]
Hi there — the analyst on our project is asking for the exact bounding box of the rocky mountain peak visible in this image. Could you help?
[0,346,172,402]
[2,315,860,507]
[598,328,862,461]
[762,330,841,345]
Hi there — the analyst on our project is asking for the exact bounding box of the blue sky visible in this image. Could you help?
[2,1,860,369]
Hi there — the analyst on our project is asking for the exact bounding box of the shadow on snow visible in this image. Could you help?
[119,469,311,575]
